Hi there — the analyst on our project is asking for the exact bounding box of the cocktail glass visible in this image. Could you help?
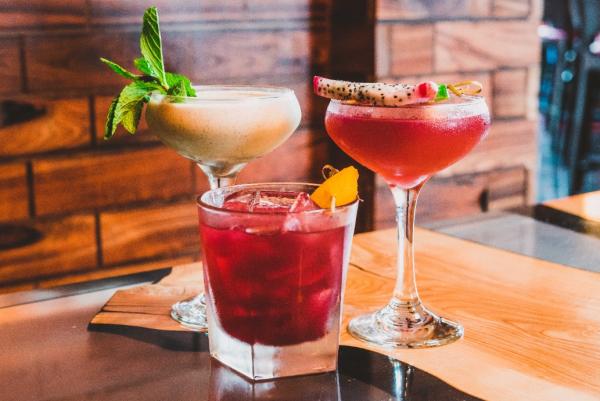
[146,86,301,330]
[324,95,490,348]
[198,183,358,380]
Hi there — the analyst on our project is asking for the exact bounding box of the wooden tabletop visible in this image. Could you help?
[1,200,600,400]
[544,190,600,223]
[342,228,600,401]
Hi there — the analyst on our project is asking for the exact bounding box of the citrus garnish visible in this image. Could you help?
[311,165,359,209]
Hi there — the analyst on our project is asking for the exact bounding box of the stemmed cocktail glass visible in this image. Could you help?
[324,95,490,348]
[146,86,301,329]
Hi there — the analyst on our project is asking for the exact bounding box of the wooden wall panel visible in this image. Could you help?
[25,32,138,93]
[0,163,28,222]
[89,0,330,25]
[25,29,326,94]
[374,167,528,228]
[493,0,531,17]
[0,40,21,94]
[236,128,328,185]
[434,21,539,73]
[0,97,90,156]
[100,202,199,267]
[163,29,322,83]
[441,119,537,177]
[378,0,491,21]
[0,0,87,31]
[493,69,528,118]
[389,24,433,76]
[33,147,193,216]
[0,214,96,284]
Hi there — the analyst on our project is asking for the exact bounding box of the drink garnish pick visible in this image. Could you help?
[100,7,197,140]
[311,165,359,209]
[313,76,483,106]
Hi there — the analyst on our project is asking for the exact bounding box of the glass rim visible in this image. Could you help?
[150,85,295,103]
[197,182,359,215]
[331,94,486,109]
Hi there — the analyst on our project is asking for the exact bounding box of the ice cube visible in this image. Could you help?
[289,192,319,213]
[223,190,302,213]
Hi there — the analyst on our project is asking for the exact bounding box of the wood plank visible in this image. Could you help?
[33,147,194,216]
[235,128,328,186]
[100,202,200,267]
[544,191,600,223]
[0,214,96,284]
[90,227,600,400]
[0,163,28,222]
[374,167,527,228]
[0,97,90,156]
[434,20,539,72]
[0,39,21,94]
[25,29,325,93]
[492,0,530,17]
[0,0,87,30]
[377,0,491,21]
[441,118,537,177]
[89,0,330,25]
[493,69,527,118]
[389,24,434,76]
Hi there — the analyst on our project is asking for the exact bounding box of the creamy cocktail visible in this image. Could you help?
[147,87,301,180]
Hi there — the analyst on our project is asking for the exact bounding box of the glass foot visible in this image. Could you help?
[171,293,208,331]
[348,300,463,348]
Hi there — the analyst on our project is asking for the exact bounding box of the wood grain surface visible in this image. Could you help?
[544,191,600,223]
[91,228,600,401]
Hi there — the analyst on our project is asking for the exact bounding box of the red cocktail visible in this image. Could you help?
[198,183,358,380]
[324,93,490,349]
[326,97,490,188]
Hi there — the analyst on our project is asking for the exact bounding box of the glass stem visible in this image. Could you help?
[207,174,238,190]
[389,183,424,305]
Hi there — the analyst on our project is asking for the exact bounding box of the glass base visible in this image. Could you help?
[348,299,463,348]
[170,293,208,331]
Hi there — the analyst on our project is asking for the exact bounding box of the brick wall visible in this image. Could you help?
[0,1,331,292]
[374,0,542,228]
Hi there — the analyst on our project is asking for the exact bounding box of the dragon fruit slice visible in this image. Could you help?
[313,76,442,106]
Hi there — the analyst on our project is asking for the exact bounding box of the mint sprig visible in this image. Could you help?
[101,7,196,139]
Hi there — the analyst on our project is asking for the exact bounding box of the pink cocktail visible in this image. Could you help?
[325,95,490,348]
[326,97,490,188]
[198,183,358,380]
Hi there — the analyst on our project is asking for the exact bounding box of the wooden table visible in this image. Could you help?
[544,190,600,223]
[1,196,599,400]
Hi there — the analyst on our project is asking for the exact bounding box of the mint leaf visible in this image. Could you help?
[101,7,197,138]
[112,82,154,135]
[104,96,120,139]
[134,57,154,75]
[167,80,186,96]
[100,58,139,81]
[140,7,167,87]
[435,83,449,102]
[166,72,196,96]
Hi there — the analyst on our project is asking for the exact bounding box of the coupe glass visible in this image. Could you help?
[146,86,301,330]
[324,95,490,348]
